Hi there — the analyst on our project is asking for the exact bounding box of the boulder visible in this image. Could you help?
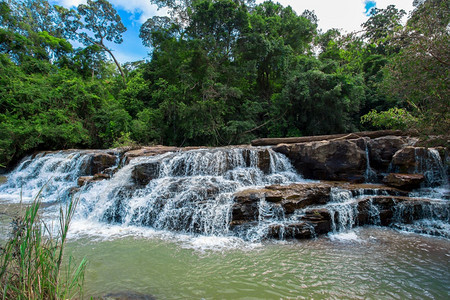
[383,173,425,190]
[257,149,271,174]
[390,147,426,173]
[231,183,332,226]
[90,153,117,174]
[131,162,160,186]
[274,138,367,182]
[368,136,407,172]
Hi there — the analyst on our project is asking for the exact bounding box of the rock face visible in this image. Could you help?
[383,173,425,190]
[230,182,449,239]
[131,162,160,186]
[368,136,408,173]
[273,134,447,187]
[274,138,368,182]
[90,153,117,174]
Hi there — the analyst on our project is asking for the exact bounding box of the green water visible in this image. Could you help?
[65,228,449,299]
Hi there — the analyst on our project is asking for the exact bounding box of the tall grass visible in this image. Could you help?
[0,192,87,299]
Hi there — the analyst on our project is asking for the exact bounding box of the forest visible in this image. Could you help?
[0,0,448,167]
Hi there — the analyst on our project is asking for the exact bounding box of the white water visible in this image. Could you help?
[0,151,94,202]
[0,146,448,243]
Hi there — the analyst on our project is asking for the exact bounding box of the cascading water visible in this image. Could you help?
[0,146,448,241]
[74,147,303,238]
[0,151,95,202]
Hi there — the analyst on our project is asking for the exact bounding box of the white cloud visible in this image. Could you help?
[52,0,161,24]
[256,0,414,33]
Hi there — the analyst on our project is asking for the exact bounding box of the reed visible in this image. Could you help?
[0,192,87,299]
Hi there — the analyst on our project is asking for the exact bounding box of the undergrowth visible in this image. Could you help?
[0,191,87,299]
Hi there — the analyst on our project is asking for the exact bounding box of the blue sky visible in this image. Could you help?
[51,0,414,63]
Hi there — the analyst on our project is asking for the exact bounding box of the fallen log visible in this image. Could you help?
[251,130,405,146]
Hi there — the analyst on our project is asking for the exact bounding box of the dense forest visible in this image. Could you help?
[0,0,448,167]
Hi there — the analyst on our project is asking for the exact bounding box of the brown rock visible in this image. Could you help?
[77,173,111,186]
[257,149,271,174]
[77,176,93,187]
[383,173,425,190]
[91,153,117,174]
[131,162,160,186]
[276,138,367,181]
[368,136,407,172]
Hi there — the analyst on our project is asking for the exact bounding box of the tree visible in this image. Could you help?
[383,0,449,134]
[72,0,127,85]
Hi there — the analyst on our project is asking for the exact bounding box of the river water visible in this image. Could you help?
[64,227,449,299]
[0,148,449,299]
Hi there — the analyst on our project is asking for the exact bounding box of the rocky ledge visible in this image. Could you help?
[230,182,449,239]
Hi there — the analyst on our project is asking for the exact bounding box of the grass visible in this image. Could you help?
[0,191,87,299]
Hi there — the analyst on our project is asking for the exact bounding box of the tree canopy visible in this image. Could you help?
[0,0,448,167]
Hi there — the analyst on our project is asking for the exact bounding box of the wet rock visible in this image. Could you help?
[77,173,111,187]
[131,162,160,186]
[368,136,407,172]
[231,183,332,226]
[274,138,367,181]
[264,184,331,214]
[383,173,425,190]
[268,223,314,239]
[390,147,426,173]
[231,189,266,225]
[77,176,93,187]
[301,208,332,234]
[257,149,271,174]
[0,175,6,184]
[91,153,117,174]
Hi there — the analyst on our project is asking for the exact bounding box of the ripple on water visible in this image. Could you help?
[59,226,450,299]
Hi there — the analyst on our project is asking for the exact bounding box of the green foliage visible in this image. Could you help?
[383,0,449,135]
[0,0,446,167]
[361,107,417,130]
[0,193,87,299]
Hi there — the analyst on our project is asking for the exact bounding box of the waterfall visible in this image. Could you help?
[0,151,95,202]
[75,147,302,237]
[0,146,448,241]
[363,139,377,182]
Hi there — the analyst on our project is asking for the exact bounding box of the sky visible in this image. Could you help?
[50,0,415,63]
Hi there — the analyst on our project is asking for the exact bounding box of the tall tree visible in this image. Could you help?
[384,0,449,134]
[72,0,127,85]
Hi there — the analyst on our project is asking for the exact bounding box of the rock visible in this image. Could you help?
[268,223,314,239]
[91,153,117,174]
[383,173,425,190]
[231,189,266,225]
[0,175,6,184]
[257,149,271,174]
[368,136,407,172]
[268,209,332,239]
[123,146,202,164]
[77,176,93,187]
[275,138,367,181]
[231,183,332,226]
[131,162,160,186]
[390,147,426,173]
[77,173,111,186]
